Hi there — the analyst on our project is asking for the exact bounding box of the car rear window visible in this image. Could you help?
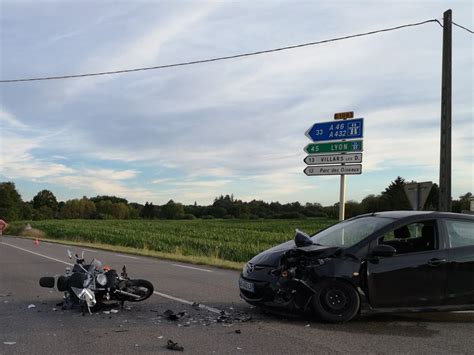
[445,219,474,248]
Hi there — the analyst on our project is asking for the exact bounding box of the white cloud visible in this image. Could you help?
[0,107,28,129]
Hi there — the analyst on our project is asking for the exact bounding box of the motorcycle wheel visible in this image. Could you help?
[121,279,154,302]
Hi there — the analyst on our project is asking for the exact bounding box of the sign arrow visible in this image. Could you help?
[305,118,363,142]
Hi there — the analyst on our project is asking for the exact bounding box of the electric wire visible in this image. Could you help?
[452,21,474,34]
[0,19,444,84]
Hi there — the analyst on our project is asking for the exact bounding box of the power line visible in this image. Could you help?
[453,21,474,34]
[1,19,442,84]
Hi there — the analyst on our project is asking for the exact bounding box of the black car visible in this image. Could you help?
[239,211,474,322]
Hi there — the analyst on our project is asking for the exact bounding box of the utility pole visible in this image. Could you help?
[439,9,452,212]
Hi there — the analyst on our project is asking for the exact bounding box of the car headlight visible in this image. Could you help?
[96,273,107,286]
[242,263,248,274]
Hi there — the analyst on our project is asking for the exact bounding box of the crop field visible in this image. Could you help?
[19,219,335,264]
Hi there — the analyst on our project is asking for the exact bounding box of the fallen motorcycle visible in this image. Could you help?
[40,250,154,314]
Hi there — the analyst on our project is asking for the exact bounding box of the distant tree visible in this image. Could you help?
[0,182,23,221]
[161,200,185,219]
[94,200,129,219]
[380,176,411,211]
[140,202,156,219]
[21,202,35,220]
[90,195,128,204]
[32,189,58,211]
[360,194,381,213]
[345,200,362,218]
[452,192,472,213]
[60,198,96,219]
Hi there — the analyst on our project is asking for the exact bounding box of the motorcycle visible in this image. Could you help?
[39,250,154,314]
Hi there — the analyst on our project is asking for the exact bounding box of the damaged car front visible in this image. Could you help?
[239,215,396,322]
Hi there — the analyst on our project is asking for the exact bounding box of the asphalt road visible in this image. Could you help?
[1,236,473,354]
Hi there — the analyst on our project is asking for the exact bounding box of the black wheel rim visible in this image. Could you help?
[321,287,349,314]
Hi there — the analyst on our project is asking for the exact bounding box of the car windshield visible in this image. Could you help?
[311,216,395,248]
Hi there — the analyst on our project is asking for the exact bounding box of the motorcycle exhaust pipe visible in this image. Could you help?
[39,277,55,288]
[115,290,142,299]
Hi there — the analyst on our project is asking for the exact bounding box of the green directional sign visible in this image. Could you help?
[304,140,363,154]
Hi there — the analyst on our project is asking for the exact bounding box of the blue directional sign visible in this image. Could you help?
[305,118,364,142]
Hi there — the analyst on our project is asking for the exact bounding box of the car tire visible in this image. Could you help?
[311,279,360,323]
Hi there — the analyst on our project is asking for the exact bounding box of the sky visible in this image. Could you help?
[0,0,472,206]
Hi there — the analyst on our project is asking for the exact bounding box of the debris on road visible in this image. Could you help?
[166,339,184,351]
[164,309,186,321]
[3,342,16,345]
[160,306,255,329]
[27,304,36,309]
[235,329,242,334]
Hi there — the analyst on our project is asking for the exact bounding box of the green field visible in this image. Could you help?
[13,219,335,267]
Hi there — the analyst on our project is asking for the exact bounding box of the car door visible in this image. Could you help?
[442,218,474,306]
[366,219,448,308]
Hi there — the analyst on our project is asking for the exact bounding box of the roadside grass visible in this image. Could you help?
[6,218,335,270]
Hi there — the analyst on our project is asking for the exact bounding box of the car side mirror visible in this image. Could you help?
[294,229,313,247]
[371,244,396,257]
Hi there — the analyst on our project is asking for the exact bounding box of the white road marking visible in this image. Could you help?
[1,240,223,314]
[115,254,139,260]
[172,263,213,273]
[82,248,98,253]
[1,242,72,266]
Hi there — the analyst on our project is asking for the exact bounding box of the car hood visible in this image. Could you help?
[248,240,340,267]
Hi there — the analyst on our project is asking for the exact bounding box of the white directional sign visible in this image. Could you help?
[304,164,362,176]
[304,153,362,165]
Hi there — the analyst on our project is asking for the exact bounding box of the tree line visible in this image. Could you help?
[0,177,471,222]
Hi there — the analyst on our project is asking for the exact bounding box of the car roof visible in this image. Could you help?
[356,210,474,220]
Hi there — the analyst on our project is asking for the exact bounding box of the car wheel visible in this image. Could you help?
[311,279,360,323]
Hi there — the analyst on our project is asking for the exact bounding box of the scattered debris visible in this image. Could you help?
[3,342,16,345]
[237,347,242,350]
[164,309,186,321]
[52,308,57,311]
[305,324,311,328]
[103,311,111,315]
[166,339,184,351]
[158,336,164,339]
[114,329,128,333]
[191,302,200,308]
[0,293,11,297]
[235,329,242,334]
[110,309,119,314]
[27,304,36,309]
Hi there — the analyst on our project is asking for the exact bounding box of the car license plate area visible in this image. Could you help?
[239,279,255,293]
